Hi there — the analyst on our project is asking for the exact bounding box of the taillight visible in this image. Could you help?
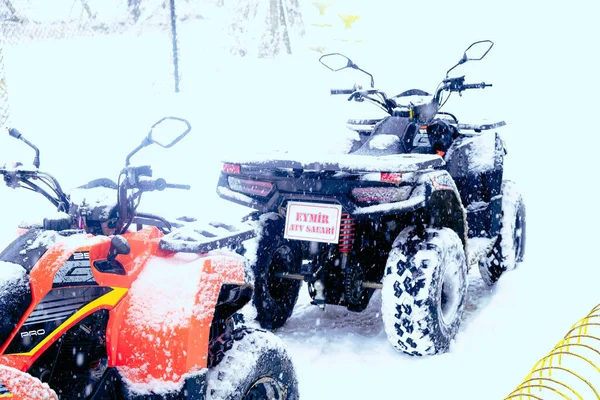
[222,163,241,174]
[228,177,273,197]
[351,186,412,204]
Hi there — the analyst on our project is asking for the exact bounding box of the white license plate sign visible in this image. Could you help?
[284,202,342,243]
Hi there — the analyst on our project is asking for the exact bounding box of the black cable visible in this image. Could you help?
[439,91,452,109]
[37,175,62,200]
[20,179,59,207]
[18,184,36,192]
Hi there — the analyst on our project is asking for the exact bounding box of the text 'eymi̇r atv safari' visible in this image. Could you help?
[216,40,526,357]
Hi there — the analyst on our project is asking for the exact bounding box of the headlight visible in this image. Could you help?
[351,186,413,205]
[228,177,273,197]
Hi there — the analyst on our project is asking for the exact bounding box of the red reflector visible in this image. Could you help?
[380,172,402,183]
[223,163,241,174]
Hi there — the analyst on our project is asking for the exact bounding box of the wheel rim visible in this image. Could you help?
[439,260,461,326]
[243,376,285,400]
[267,245,297,300]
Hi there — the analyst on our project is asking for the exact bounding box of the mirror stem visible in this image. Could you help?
[446,63,459,78]
[8,128,40,168]
[125,137,152,166]
[354,66,375,88]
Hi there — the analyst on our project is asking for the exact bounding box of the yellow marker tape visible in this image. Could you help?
[516,377,582,399]
[338,14,360,29]
[506,304,600,399]
[312,2,332,16]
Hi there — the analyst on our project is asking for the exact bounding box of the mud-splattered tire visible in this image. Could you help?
[479,180,526,285]
[381,226,468,356]
[252,213,302,330]
[205,328,299,400]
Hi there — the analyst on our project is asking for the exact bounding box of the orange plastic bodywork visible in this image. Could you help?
[0,365,58,399]
[108,250,247,385]
[0,226,248,390]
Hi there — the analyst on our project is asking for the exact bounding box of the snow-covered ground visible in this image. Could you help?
[1,0,600,398]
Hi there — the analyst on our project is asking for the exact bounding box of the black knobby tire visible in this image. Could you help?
[205,328,299,400]
[478,180,526,285]
[252,213,302,330]
[381,226,468,356]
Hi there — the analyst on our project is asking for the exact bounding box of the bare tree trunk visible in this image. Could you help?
[80,0,96,19]
[0,48,10,129]
[128,0,142,22]
[283,0,304,37]
[230,0,303,58]
[2,0,19,21]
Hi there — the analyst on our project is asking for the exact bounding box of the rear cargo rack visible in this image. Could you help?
[159,219,256,254]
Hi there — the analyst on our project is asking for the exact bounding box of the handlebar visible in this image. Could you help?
[0,165,69,210]
[137,178,190,192]
[165,182,191,190]
[462,82,492,90]
[331,88,355,95]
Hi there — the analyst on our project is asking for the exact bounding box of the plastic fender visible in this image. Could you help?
[0,233,110,370]
[418,170,469,245]
[88,226,167,288]
[0,364,58,399]
[107,252,246,392]
[26,233,107,301]
[418,169,461,200]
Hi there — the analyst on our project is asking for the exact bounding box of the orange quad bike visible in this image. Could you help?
[0,118,299,400]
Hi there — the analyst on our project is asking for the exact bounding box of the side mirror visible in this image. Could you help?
[108,235,130,262]
[148,116,192,148]
[319,53,375,88]
[446,40,494,77]
[319,53,353,71]
[125,116,192,166]
[464,40,494,61]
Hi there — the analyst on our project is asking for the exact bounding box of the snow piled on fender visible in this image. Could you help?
[117,252,246,395]
[124,254,212,332]
[0,364,58,400]
[0,261,28,305]
[0,261,26,284]
[124,252,247,333]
